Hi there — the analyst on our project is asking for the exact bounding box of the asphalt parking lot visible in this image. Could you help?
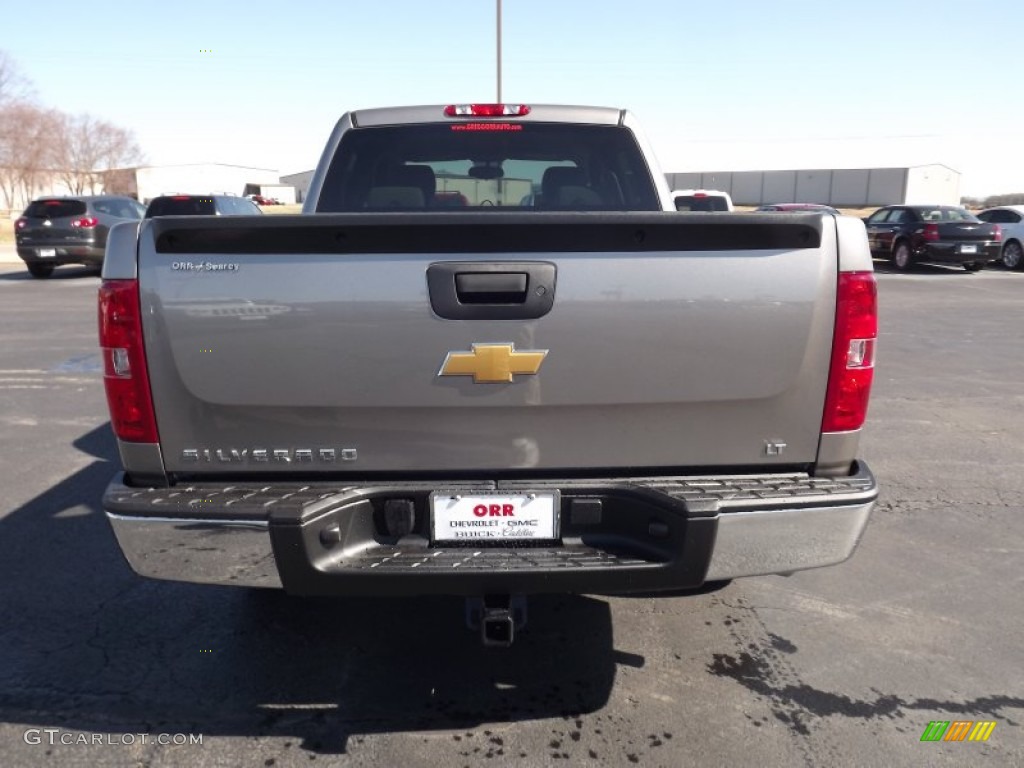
[0,259,1021,768]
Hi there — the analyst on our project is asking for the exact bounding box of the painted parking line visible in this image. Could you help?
[50,354,103,374]
[0,358,103,390]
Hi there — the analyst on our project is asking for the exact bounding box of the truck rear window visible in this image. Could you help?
[25,200,87,218]
[316,123,660,212]
[145,197,217,217]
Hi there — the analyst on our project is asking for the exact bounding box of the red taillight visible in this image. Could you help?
[98,280,159,443]
[993,224,1002,242]
[693,192,708,198]
[444,103,531,117]
[72,216,99,228]
[15,217,27,230]
[171,195,191,200]
[922,223,939,241]
[822,272,877,433]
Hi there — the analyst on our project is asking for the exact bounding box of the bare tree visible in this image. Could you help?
[17,106,59,203]
[53,113,144,194]
[53,113,95,194]
[100,168,138,198]
[0,104,58,209]
[93,120,144,187]
[0,105,17,207]
[0,50,33,106]
[0,51,38,208]
[1,52,149,207]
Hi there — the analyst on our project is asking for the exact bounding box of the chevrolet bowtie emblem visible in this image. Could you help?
[439,343,548,383]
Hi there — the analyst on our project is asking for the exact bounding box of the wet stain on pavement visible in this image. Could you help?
[704,593,1023,767]
[709,650,1024,728]
[767,632,798,654]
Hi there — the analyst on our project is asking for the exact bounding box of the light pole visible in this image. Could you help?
[496,0,502,102]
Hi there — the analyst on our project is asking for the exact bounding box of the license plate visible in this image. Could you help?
[960,244,977,254]
[431,492,559,542]
[38,248,56,258]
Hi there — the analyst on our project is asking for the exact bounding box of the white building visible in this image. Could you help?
[280,170,315,203]
[666,165,961,207]
[133,163,282,204]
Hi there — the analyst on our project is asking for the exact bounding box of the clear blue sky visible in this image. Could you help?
[6,0,1023,195]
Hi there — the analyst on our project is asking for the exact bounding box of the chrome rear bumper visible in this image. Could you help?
[107,514,283,588]
[105,465,876,592]
[705,501,872,581]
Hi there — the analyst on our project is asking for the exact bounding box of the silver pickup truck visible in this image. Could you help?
[100,104,878,644]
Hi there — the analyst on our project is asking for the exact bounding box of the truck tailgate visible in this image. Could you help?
[138,213,838,474]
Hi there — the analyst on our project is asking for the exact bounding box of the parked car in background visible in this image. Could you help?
[671,189,733,212]
[864,205,1001,272]
[14,196,146,278]
[756,203,841,215]
[246,194,280,206]
[975,205,1024,270]
[145,194,262,218]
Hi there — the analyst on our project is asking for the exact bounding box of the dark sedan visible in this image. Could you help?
[15,196,146,278]
[864,205,1001,272]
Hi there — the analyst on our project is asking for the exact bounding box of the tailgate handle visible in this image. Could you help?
[455,272,528,304]
[427,261,556,320]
